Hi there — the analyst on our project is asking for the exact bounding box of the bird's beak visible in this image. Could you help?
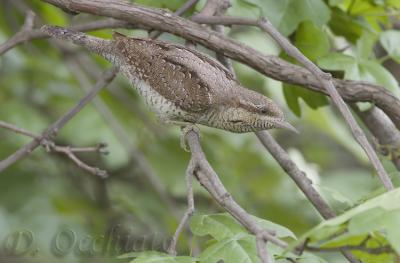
[272,120,299,134]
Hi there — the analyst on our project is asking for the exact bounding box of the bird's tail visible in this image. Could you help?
[41,25,114,59]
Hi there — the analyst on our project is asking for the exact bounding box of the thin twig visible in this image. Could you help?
[50,144,108,177]
[256,131,335,219]
[149,0,199,39]
[256,233,272,263]
[0,120,108,177]
[0,18,136,56]
[196,0,236,78]
[306,244,393,255]
[0,67,117,172]
[255,131,360,263]
[0,120,39,139]
[353,105,400,171]
[168,158,195,255]
[0,10,36,55]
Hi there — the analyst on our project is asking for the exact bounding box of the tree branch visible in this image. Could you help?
[0,67,117,172]
[0,120,108,177]
[149,0,199,39]
[167,158,195,255]
[40,0,400,129]
[184,128,288,251]
[305,244,394,255]
[255,131,360,262]
[0,18,136,56]
[256,131,335,219]
[0,10,35,55]
[0,120,39,139]
[196,0,235,76]
[354,105,400,170]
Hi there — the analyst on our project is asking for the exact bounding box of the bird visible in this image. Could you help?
[41,25,297,133]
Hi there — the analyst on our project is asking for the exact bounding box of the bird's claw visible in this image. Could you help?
[180,125,200,152]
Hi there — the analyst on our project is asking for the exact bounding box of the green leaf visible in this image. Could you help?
[190,213,296,241]
[356,31,377,60]
[252,216,297,240]
[283,84,329,117]
[190,213,247,241]
[359,60,399,96]
[295,252,329,263]
[40,4,68,26]
[319,186,353,207]
[317,53,399,96]
[328,0,344,6]
[295,21,330,61]
[238,0,331,36]
[289,188,400,257]
[199,234,267,263]
[317,53,358,78]
[283,85,302,117]
[348,208,400,253]
[380,30,400,63]
[388,0,400,8]
[342,0,391,30]
[191,215,297,262]
[328,7,368,43]
[119,251,197,263]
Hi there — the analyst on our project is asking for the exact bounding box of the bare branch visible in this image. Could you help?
[0,10,36,55]
[192,14,256,26]
[354,105,400,170]
[196,0,236,77]
[168,158,195,255]
[306,244,394,255]
[184,128,288,249]
[256,131,335,219]
[0,67,117,172]
[256,233,272,263]
[0,120,108,177]
[256,131,360,262]
[49,143,108,177]
[0,18,135,56]
[149,0,200,39]
[0,120,39,139]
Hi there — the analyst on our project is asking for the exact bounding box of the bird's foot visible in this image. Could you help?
[180,124,200,152]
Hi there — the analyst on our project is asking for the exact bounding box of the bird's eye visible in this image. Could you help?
[258,107,268,114]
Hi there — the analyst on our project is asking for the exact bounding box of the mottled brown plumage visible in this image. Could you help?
[41,25,296,133]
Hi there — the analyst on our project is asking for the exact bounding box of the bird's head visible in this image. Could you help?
[213,88,297,133]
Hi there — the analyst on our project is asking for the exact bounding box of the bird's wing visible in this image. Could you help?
[114,35,213,113]
[172,44,236,81]
[148,54,212,112]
